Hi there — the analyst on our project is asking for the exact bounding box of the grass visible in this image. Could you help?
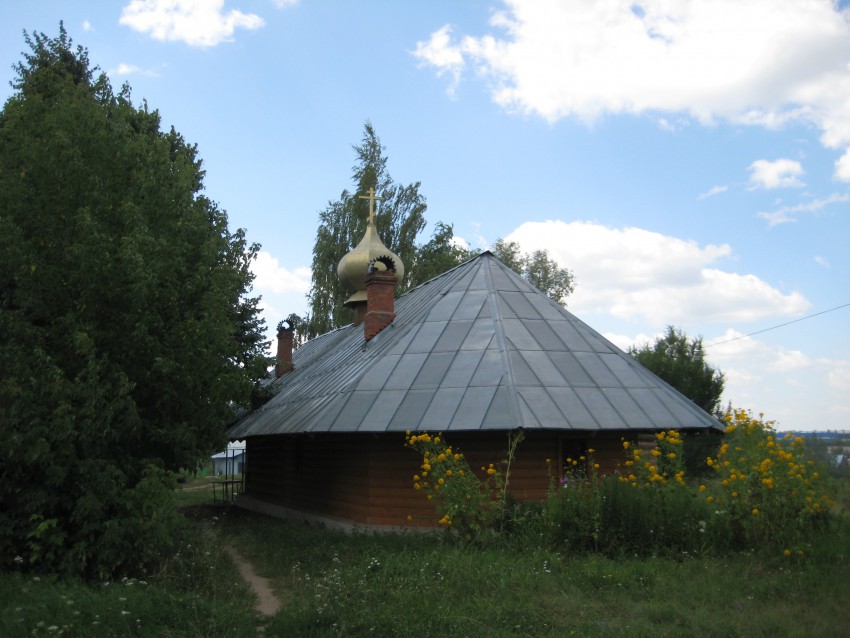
[213,506,850,637]
[3,478,848,637]
[0,500,257,637]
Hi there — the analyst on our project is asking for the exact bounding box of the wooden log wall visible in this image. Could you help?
[245,430,635,528]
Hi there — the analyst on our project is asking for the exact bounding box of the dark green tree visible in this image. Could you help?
[0,26,270,577]
[407,222,478,289]
[492,239,576,305]
[629,326,725,475]
[305,122,426,338]
[629,326,725,414]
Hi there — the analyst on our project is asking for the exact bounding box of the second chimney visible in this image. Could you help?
[276,321,295,377]
[364,267,397,342]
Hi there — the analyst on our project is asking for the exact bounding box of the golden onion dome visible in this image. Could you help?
[337,189,404,307]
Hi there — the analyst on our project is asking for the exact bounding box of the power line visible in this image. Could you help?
[705,302,850,348]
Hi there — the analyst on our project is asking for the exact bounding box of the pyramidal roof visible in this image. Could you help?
[229,252,721,438]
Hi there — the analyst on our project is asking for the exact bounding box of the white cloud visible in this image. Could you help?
[748,158,805,189]
[828,367,850,391]
[82,20,93,31]
[698,185,728,200]
[774,350,813,372]
[251,251,311,332]
[835,149,850,181]
[814,255,830,268]
[113,63,141,75]
[414,25,465,97]
[272,0,299,7]
[756,192,849,226]
[251,251,310,296]
[120,0,264,47]
[505,220,810,325]
[108,63,159,78]
[415,0,850,180]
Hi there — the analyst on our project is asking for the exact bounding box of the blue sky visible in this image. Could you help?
[2,0,848,432]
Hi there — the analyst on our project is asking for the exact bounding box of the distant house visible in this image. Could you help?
[228,200,721,529]
[211,440,246,476]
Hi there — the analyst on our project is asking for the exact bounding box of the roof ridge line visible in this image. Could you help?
[484,257,524,429]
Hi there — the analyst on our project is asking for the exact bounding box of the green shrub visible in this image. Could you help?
[699,409,834,554]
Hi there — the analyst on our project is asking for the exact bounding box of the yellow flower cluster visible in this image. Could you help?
[619,430,685,488]
[404,430,499,530]
[557,449,601,487]
[702,409,833,551]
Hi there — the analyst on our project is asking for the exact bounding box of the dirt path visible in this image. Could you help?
[225,545,282,617]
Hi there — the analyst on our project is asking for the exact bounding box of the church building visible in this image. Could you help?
[228,191,721,529]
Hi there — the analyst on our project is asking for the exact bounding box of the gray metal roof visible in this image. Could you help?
[228,252,722,438]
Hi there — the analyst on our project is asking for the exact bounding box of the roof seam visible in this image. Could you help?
[485,260,524,429]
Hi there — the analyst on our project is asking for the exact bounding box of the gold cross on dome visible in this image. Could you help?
[358,187,383,225]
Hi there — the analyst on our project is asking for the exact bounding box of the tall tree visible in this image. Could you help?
[628,326,725,414]
[0,26,269,577]
[407,222,478,289]
[305,122,426,338]
[492,239,576,305]
[629,327,725,476]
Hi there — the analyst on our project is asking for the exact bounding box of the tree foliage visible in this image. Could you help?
[0,26,269,577]
[628,326,725,415]
[492,239,576,305]
[305,122,426,338]
[406,222,477,289]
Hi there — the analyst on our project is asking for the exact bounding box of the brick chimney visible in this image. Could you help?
[364,267,397,342]
[275,320,295,377]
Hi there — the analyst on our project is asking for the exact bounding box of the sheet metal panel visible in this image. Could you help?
[548,386,598,429]
[419,387,465,430]
[359,389,407,431]
[452,385,499,429]
[517,386,567,428]
[522,319,569,352]
[412,352,456,388]
[501,317,541,351]
[433,320,473,352]
[408,320,448,353]
[480,386,519,429]
[453,289,488,320]
[384,353,428,390]
[388,390,436,431]
[575,387,628,429]
[426,290,464,322]
[519,350,569,387]
[442,349,486,388]
[500,290,542,320]
[547,351,596,387]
